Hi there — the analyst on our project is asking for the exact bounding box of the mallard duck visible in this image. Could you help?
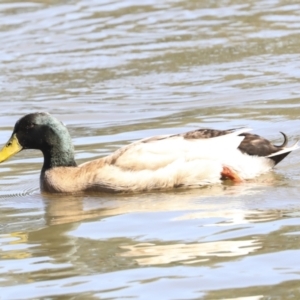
[0,112,298,193]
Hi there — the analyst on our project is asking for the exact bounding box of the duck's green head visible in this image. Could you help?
[0,112,76,168]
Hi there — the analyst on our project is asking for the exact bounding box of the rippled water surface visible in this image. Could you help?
[1,0,300,299]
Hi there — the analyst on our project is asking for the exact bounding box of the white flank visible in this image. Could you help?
[112,128,252,171]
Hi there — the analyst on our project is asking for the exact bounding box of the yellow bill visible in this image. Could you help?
[0,134,22,163]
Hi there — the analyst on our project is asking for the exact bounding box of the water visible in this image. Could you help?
[1,0,300,299]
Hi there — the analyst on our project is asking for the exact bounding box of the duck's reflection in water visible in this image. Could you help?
[41,177,279,226]
[36,179,284,267]
[118,239,261,265]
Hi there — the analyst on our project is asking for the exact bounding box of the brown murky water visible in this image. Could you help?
[1,0,300,299]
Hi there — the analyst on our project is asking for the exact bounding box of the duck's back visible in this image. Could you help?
[107,128,249,171]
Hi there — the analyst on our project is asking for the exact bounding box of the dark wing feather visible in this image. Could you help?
[238,132,290,165]
[182,129,233,139]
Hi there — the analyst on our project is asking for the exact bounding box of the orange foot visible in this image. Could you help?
[221,166,243,183]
